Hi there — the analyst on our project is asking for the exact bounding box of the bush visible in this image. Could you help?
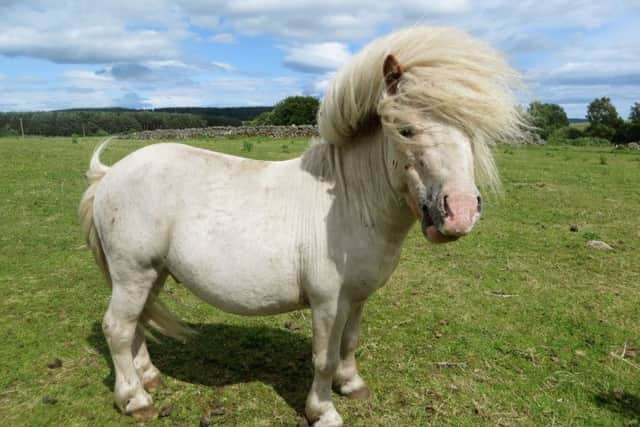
[0,124,17,137]
[271,96,319,126]
[613,121,640,144]
[548,126,583,142]
[246,111,275,126]
[585,123,616,140]
[242,141,253,152]
[527,102,569,139]
[547,136,610,146]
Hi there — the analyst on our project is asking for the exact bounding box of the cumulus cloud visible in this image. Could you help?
[63,70,114,87]
[115,92,147,109]
[209,33,235,44]
[178,0,474,41]
[0,1,181,64]
[210,61,236,72]
[307,72,336,96]
[106,63,153,80]
[283,43,351,73]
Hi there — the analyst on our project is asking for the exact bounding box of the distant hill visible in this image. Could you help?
[154,107,272,125]
[569,118,588,123]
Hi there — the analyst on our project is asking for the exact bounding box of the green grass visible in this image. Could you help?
[1,136,639,426]
[570,122,590,131]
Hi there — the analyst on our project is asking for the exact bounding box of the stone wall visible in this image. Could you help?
[123,125,318,140]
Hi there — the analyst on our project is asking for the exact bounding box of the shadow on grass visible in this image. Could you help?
[87,321,312,413]
[594,390,640,419]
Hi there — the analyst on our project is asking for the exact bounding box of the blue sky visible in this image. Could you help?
[0,1,638,118]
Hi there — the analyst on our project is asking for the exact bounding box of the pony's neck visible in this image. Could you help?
[303,132,416,242]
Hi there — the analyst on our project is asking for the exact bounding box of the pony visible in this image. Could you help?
[79,26,524,426]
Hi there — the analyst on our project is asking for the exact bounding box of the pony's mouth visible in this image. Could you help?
[420,203,459,244]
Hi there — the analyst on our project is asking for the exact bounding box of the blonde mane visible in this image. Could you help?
[317,26,526,190]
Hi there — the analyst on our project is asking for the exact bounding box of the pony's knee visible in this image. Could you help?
[313,352,339,377]
[102,312,137,352]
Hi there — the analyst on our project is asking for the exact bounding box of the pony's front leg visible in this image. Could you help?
[305,300,350,427]
[333,302,370,400]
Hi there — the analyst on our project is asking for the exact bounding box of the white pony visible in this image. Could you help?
[80,26,524,426]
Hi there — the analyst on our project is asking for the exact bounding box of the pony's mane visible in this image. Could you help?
[317,26,526,190]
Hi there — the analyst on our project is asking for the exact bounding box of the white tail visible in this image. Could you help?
[79,138,191,341]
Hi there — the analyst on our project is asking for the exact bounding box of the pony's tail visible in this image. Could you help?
[79,138,193,342]
[79,138,113,282]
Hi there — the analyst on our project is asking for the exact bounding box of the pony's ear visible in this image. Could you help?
[383,54,403,94]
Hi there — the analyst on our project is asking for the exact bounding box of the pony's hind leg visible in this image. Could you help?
[102,265,159,420]
[132,272,167,393]
[133,326,162,392]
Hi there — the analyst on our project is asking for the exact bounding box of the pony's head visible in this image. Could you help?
[318,27,526,243]
[381,55,481,243]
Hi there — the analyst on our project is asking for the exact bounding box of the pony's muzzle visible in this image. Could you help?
[439,192,481,237]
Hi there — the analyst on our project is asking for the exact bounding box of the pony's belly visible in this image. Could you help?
[181,276,305,315]
[167,245,305,316]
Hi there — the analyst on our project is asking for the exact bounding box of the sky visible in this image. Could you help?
[0,1,638,118]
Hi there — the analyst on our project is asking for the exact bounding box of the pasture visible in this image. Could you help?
[1,136,639,426]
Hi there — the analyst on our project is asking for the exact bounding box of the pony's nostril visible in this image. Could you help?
[477,196,482,213]
[443,195,452,217]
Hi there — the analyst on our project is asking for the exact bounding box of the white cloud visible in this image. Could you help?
[0,1,182,64]
[63,70,114,87]
[284,43,351,73]
[209,33,235,44]
[211,61,236,72]
[179,0,475,41]
[144,94,204,109]
[145,60,197,70]
[310,72,336,95]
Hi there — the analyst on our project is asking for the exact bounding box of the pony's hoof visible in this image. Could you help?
[344,385,370,400]
[336,375,370,400]
[311,410,343,427]
[143,375,162,393]
[131,405,159,421]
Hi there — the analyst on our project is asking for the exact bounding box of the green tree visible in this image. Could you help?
[270,96,319,126]
[527,101,569,139]
[586,97,622,128]
[629,102,640,124]
[246,110,275,126]
[616,103,640,143]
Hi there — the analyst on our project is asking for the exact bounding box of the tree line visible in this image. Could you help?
[0,110,207,137]
[245,96,320,126]
[527,98,640,145]
[3,95,638,144]
[0,106,273,137]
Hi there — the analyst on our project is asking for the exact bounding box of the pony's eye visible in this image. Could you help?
[399,127,415,138]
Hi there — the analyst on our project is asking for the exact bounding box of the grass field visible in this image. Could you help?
[1,136,639,426]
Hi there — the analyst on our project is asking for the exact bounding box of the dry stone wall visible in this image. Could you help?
[124,125,318,140]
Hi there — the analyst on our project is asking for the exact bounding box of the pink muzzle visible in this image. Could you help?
[440,192,481,236]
